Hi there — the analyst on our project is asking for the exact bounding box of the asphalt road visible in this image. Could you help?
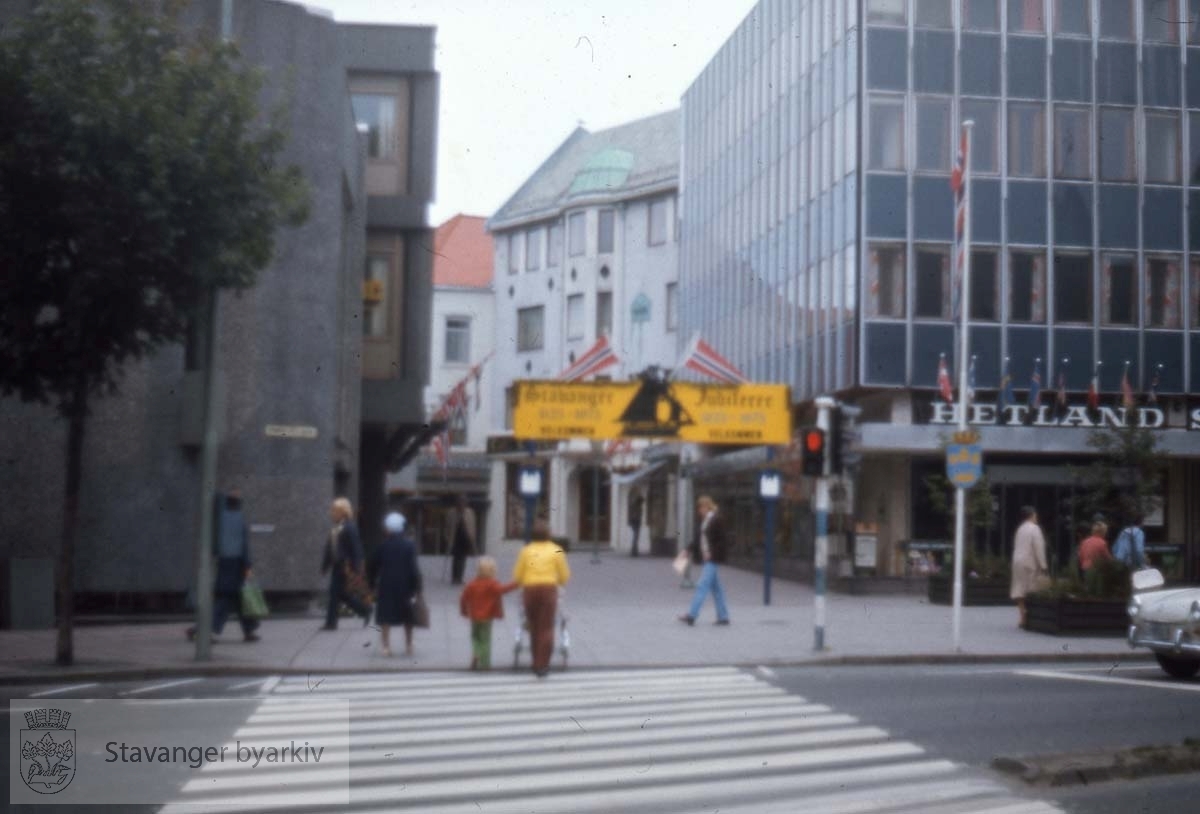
[3,662,1198,813]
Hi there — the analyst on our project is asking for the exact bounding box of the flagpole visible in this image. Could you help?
[952,119,974,653]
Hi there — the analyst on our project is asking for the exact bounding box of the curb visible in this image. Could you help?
[993,740,1200,787]
[0,651,1155,686]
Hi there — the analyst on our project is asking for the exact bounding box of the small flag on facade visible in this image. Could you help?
[1147,364,1161,405]
[1087,362,1100,411]
[1056,358,1068,409]
[937,354,954,404]
[967,355,976,404]
[677,332,748,383]
[559,333,620,381]
[1028,359,1041,408]
[998,357,1014,414]
[949,124,970,322]
[1121,362,1135,411]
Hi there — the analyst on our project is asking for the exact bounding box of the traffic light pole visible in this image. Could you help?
[813,396,835,651]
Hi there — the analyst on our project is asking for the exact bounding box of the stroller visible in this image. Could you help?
[512,588,570,671]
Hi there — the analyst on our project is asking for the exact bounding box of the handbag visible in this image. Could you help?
[411,594,430,629]
[672,549,690,576]
[342,563,375,607]
[240,580,269,619]
[1031,571,1052,593]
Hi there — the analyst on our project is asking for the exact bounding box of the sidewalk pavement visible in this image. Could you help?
[0,544,1148,682]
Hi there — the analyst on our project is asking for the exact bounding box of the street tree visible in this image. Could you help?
[1074,423,1166,535]
[0,0,309,664]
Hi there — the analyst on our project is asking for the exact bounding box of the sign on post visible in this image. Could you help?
[945,430,983,488]
[513,380,791,445]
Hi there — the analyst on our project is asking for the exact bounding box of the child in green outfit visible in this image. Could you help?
[458,557,517,670]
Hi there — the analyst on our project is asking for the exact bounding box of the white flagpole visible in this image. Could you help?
[952,120,974,653]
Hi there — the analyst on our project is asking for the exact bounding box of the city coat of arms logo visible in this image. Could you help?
[19,708,76,793]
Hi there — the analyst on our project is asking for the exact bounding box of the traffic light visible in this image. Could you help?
[801,427,826,477]
[828,408,843,475]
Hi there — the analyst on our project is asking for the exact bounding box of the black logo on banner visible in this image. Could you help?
[19,708,76,793]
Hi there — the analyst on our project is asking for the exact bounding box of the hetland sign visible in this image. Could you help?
[925,401,1191,429]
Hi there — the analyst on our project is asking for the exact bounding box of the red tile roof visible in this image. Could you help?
[432,214,493,288]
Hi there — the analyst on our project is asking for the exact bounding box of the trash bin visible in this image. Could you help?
[1,558,55,629]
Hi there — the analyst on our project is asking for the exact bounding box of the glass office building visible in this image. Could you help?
[681,0,1200,581]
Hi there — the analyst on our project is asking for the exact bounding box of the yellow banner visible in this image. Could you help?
[513,380,792,445]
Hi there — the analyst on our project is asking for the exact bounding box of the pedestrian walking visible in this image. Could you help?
[628,490,645,557]
[459,556,518,670]
[678,495,731,626]
[1077,521,1112,576]
[1010,505,1049,628]
[1112,516,1149,570]
[512,519,570,678]
[445,494,478,585]
[187,490,260,643]
[320,497,372,630]
[371,512,422,657]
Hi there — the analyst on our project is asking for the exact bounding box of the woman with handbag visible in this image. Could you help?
[320,497,373,630]
[1010,505,1050,628]
[372,512,423,657]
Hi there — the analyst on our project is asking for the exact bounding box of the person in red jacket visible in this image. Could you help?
[459,557,517,670]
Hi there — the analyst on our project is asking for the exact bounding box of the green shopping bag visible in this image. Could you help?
[240,580,269,619]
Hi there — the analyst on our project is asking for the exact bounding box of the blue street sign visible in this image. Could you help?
[946,442,983,488]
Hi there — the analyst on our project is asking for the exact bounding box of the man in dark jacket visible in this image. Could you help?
[628,490,644,557]
[678,495,730,626]
[188,490,259,643]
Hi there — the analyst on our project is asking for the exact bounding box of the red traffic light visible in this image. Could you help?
[804,429,825,453]
[800,427,826,476]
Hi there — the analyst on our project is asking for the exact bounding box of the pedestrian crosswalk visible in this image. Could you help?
[159,666,1062,814]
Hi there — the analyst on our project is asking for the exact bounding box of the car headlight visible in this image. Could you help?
[1189,600,1200,625]
[1128,597,1142,619]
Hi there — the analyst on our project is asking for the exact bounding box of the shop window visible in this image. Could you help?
[444,316,470,363]
[507,233,519,274]
[1054,253,1092,323]
[1146,111,1181,184]
[363,254,392,338]
[1054,106,1091,179]
[1008,0,1045,32]
[566,294,584,340]
[1008,102,1046,177]
[914,246,950,319]
[517,305,544,351]
[1102,254,1136,325]
[867,0,905,25]
[916,96,952,172]
[1145,256,1182,328]
[1098,0,1134,39]
[964,0,1000,30]
[915,0,951,28]
[525,228,541,271]
[868,96,905,170]
[547,223,563,267]
[1010,250,1047,323]
[969,250,999,321]
[596,290,613,337]
[962,99,999,173]
[568,212,586,256]
[1100,108,1136,181]
[1054,0,1090,35]
[1145,0,1181,42]
[598,209,615,254]
[868,244,906,318]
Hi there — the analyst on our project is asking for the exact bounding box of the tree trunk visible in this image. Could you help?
[56,380,88,666]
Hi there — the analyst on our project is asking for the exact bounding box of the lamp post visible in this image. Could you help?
[759,462,781,606]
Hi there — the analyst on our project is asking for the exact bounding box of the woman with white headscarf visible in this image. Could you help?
[371,512,423,657]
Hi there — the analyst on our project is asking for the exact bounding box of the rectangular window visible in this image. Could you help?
[1054,253,1092,323]
[868,97,905,170]
[597,209,615,254]
[1192,0,1200,42]
[1146,111,1181,184]
[1145,0,1181,42]
[866,0,905,25]
[1100,108,1136,181]
[525,229,541,271]
[1145,256,1182,327]
[1054,0,1090,35]
[962,99,999,173]
[363,254,390,338]
[914,247,950,318]
[350,94,397,159]
[1099,0,1134,38]
[507,233,519,274]
[1010,251,1047,322]
[516,306,544,351]
[1054,107,1091,179]
[969,250,999,320]
[964,0,1000,30]
[1103,254,1136,325]
[596,291,613,337]
[916,96,952,172]
[566,294,585,340]
[1008,103,1046,177]
[915,0,952,27]
[1191,112,1200,183]
[666,282,678,331]
[444,316,470,363]
[1008,0,1045,32]
[568,212,586,256]
[648,198,669,246]
[1192,258,1200,324]
[868,245,905,318]
[547,223,563,267]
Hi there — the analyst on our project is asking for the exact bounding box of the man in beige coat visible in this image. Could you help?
[1010,505,1049,628]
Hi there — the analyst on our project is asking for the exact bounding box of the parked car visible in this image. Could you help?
[1127,569,1200,679]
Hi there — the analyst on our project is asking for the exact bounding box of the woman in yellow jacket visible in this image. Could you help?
[512,519,571,677]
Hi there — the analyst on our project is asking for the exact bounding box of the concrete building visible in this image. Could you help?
[680,0,1200,583]
[0,0,436,614]
[486,112,683,554]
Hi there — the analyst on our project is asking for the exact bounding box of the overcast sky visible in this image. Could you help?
[320,0,760,226]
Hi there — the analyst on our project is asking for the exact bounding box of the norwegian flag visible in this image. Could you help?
[1147,365,1161,405]
[949,123,970,322]
[430,430,448,472]
[1087,363,1100,411]
[559,333,619,381]
[1121,363,1135,411]
[1028,359,1041,408]
[679,333,748,383]
[937,354,953,403]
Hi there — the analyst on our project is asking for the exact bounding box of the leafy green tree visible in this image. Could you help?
[0,0,308,664]
[1073,423,1166,536]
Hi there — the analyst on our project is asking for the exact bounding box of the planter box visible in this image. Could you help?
[1023,594,1128,636]
[927,575,1011,606]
